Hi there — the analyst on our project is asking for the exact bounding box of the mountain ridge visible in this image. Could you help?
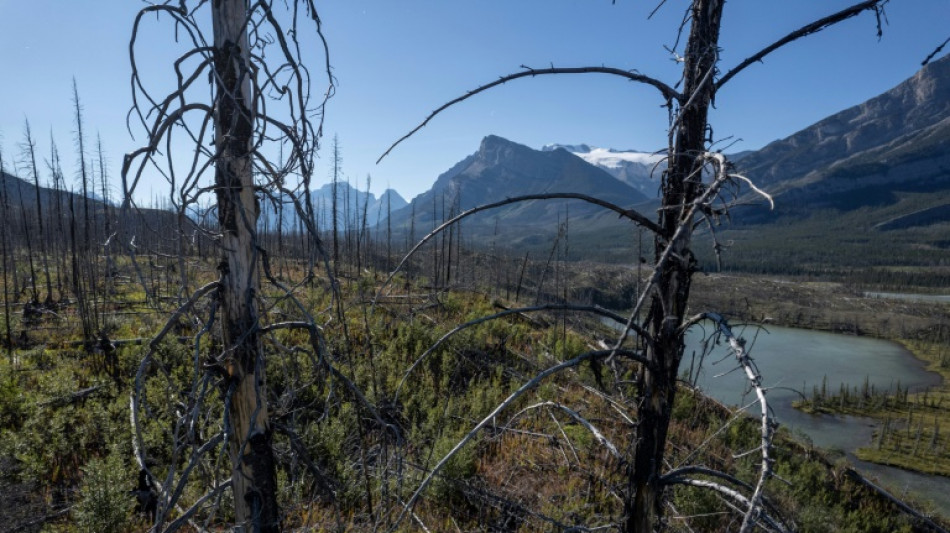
[385,136,649,243]
[735,53,950,213]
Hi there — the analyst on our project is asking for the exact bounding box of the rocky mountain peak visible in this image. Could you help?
[475,135,538,167]
[385,135,647,232]
[736,53,950,190]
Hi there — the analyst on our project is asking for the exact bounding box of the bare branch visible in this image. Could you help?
[842,468,950,533]
[391,349,628,530]
[717,0,890,89]
[923,36,950,66]
[509,401,622,460]
[609,151,743,355]
[378,65,680,163]
[662,465,790,531]
[160,479,232,533]
[695,312,776,533]
[669,478,787,532]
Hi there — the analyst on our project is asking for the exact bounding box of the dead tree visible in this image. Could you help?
[0,146,12,359]
[21,121,53,304]
[207,4,280,528]
[73,79,93,252]
[377,1,907,531]
[123,1,359,531]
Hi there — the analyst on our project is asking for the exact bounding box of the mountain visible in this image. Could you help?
[386,135,648,248]
[543,143,666,198]
[0,170,92,211]
[260,181,407,232]
[735,53,950,222]
[689,54,950,280]
[0,169,190,254]
[375,56,950,272]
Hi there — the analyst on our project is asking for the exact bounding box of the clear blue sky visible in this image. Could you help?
[0,1,947,204]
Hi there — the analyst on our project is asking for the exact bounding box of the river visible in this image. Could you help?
[679,324,950,516]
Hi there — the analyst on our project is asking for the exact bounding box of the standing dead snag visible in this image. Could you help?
[626,3,723,531]
[377,0,911,531]
[211,0,279,529]
[124,0,337,530]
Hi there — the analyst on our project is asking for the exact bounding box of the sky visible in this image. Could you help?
[0,0,947,204]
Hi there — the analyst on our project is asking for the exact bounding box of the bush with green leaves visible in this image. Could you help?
[73,446,134,533]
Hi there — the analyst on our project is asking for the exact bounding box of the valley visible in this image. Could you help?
[0,3,948,531]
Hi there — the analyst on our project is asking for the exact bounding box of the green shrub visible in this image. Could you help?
[73,447,134,533]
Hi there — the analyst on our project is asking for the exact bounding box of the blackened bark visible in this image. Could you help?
[626,1,724,532]
[73,80,92,252]
[23,123,52,303]
[0,151,11,359]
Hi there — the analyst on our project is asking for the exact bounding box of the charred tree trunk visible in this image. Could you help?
[626,2,723,532]
[15,168,38,303]
[23,122,53,304]
[331,135,341,270]
[68,195,93,346]
[73,79,92,252]
[49,136,68,299]
[0,151,12,359]
[211,1,280,530]
[97,134,118,299]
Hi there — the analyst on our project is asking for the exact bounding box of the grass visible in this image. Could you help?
[2,247,949,530]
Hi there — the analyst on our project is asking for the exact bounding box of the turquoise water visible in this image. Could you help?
[605,318,950,515]
[680,324,940,428]
[681,324,949,516]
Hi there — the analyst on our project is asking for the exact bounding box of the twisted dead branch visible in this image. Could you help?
[124,1,341,528]
[717,0,890,89]
[508,401,622,460]
[377,65,681,164]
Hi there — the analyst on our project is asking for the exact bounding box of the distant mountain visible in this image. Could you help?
[543,143,666,198]
[261,181,407,232]
[0,170,87,210]
[735,53,950,222]
[0,169,188,254]
[386,135,648,247]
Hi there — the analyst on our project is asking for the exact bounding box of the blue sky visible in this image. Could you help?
[0,1,947,204]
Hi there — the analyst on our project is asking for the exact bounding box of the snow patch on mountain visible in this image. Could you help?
[574,147,666,169]
[543,143,666,198]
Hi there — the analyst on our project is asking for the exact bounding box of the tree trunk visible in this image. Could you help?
[73,80,92,252]
[211,1,280,530]
[331,135,341,269]
[23,122,53,304]
[0,151,12,360]
[626,2,723,532]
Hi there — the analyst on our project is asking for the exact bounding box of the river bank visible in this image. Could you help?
[797,338,950,476]
[689,274,950,477]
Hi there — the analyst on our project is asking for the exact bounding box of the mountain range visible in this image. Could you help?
[385,135,650,249]
[734,52,950,224]
[260,181,407,232]
[382,54,950,270]
[2,54,946,274]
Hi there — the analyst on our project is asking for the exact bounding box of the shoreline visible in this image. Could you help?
[688,274,950,477]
